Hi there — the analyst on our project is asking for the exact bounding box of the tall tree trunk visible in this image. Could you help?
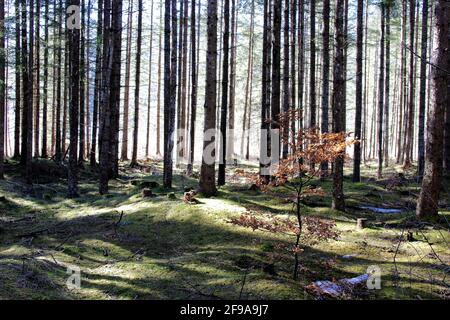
[121,0,132,161]
[85,0,92,160]
[353,0,363,182]
[179,0,188,162]
[377,4,385,179]
[199,0,218,196]
[0,0,5,178]
[187,0,198,175]
[54,0,63,162]
[163,0,177,188]
[404,0,416,166]
[271,0,281,162]
[227,0,237,162]
[33,0,40,158]
[41,0,49,158]
[383,4,390,168]
[332,0,345,211]
[109,0,122,178]
[90,0,103,167]
[78,0,86,166]
[20,0,28,166]
[131,0,143,166]
[218,0,230,186]
[241,0,254,159]
[145,0,155,159]
[260,0,272,179]
[309,0,316,130]
[281,0,289,160]
[321,0,330,176]
[417,0,449,220]
[99,0,112,194]
[13,0,20,159]
[297,0,304,162]
[418,0,429,180]
[68,0,80,197]
[397,0,407,164]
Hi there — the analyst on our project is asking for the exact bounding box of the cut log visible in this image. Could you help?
[357,218,368,229]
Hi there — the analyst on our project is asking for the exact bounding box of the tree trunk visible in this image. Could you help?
[68,0,80,197]
[332,0,345,212]
[90,0,103,167]
[309,0,316,130]
[383,4,390,168]
[187,0,198,175]
[418,0,429,180]
[227,0,237,162]
[145,0,155,159]
[163,0,177,188]
[54,0,63,162]
[397,0,407,164]
[41,0,49,158]
[271,0,281,162]
[33,0,40,158]
[156,0,163,157]
[78,0,86,166]
[353,0,363,182]
[199,0,218,196]
[131,0,143,166]
[260,0,271,179]
[218,0,230,186]
[321,0,330,176]
[281,0,289,160]
[377,4,385,179]
[404,0,416,166]
[0,0,5,178]
[13,0,20,159]
[98,0,112,194]
[416,0,449,220]
[121,0,132,161]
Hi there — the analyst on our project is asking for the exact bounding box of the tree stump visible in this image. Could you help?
[142,188,154,198]
[356,218,368,230]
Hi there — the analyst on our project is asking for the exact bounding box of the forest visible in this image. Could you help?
[0,0,449,301]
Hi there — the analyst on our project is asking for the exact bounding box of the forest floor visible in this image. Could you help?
[0,159,449,300]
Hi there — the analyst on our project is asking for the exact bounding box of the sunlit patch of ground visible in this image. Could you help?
[0,160,448,300]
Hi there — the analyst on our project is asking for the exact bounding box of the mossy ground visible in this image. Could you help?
[0,159,448,300]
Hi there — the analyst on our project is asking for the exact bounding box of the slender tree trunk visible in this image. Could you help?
[33,0,40,158]
[332,0,345,211]
[271,0,281,162]
[227,0,237,162]
[297,0,304,161]
[90,0,102,167]
[14,0,20,159]
[353,0,363,182]
[241,0,254,159]
[163,0,178,188]
[418,0,429,180]
[68,0,80,197]
[85,0,92,160]
[109,0,122,179]
[383,4,390,168]
[179,0,188,162]
[156,0,163,157]
[321,0,330,176]
[187,0,198,175]
[0,0,5,178]
[377,4,385,179]
[218,0,230,186]
[131,0,143,166]
[41,0,49,158]
[78,0,86,166]
[309,0,316,130]
[99,0,112,194]
[405,0,416,166]
[121,0,132,161]
[54,0,63,162]
[417,0,449,220]
[199,0,218,196]
[397,0,407,164]
[145,0,155,159]
[281,0,289,160]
